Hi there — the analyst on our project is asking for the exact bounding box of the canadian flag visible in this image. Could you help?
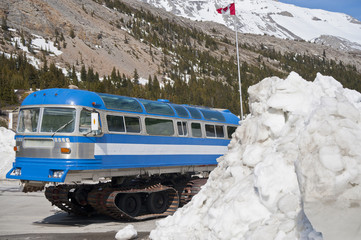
[216,3,235,15]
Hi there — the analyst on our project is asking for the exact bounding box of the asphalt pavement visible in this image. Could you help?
[0,180,156,240]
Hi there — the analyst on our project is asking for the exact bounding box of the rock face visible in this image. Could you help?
[1,0,361,79]
[0,0,164,78]
[313,35,361,53]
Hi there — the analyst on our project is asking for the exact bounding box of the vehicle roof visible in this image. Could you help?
[21,88,240,125]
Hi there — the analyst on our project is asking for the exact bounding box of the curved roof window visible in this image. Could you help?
[139,99,175,116]
[200,109,225,122]
[98,93,142,112]
[186,107,202,119]
[171,105,189,118]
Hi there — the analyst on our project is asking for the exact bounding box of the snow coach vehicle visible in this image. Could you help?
[6,88,239,220]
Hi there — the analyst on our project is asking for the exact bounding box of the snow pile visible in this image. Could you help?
[150,72,361,240]
[115,225,137,240]
[0,127,15,179]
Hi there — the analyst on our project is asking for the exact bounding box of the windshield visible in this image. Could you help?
[18,108,40,133]
[41,108,76,133]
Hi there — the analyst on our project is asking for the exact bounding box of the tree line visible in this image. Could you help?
[1,0,361,117]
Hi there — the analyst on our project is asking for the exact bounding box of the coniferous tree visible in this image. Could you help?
[80,65,87,83]
[70,28,75,39]
[133,68,139,85]
[71,65,78,86]
[1,16,8,31]
[147,74,153,99]
[153,75,160,99]
[1,0,361,115]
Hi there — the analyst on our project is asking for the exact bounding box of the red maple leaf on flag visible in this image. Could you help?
[217,3,235,15]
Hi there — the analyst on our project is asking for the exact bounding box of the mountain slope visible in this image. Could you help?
[0,0,165,78]
[1,0,361,115]
[139,0,361,52]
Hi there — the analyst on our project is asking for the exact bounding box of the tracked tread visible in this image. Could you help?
[45,178,206,221]
[88,183,179,221]
[180,178,208,206]
[87,185,115,216]
[45,185,93,216]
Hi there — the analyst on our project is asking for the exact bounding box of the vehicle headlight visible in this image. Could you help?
[13,168,22,176]
[52,170,64,178]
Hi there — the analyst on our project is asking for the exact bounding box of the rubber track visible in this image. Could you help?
[87,185,114,216]
[45,179,206,221]
[180,178,208,206]
[88,183,179,221]
[45,185,92,216]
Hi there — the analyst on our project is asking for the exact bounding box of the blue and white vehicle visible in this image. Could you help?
[7,88,239,220]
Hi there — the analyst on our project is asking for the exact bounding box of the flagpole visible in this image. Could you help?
[234,5,244,120]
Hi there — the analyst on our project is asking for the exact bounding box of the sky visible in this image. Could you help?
[278,0,361,21]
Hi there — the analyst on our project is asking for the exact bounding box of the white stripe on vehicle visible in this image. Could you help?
[94,143,228,156]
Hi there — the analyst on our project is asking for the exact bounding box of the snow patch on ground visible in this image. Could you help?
[150,72,361,240]
[115,224,137,240]
[0,127,15,179]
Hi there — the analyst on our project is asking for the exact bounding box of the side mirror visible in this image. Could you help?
[91,112,99,133]
[8,112,13,130]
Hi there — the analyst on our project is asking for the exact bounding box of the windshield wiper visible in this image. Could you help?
[52,119,74,137]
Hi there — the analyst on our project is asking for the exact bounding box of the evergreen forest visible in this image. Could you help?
[1,0,361,117]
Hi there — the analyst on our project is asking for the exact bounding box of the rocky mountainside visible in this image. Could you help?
[0,0,361,117]
[0,0,360,80]
[1,0,166,78]
[139,0,361,53]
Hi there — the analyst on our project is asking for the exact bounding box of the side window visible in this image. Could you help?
[79,110,92,133]
[191,122,202,138]
[215,125,224,138]
[145,118,174,136]
[227,126,237,139]
[205,124,215,137]
[106,115,140,133]
[125,116,141,133]
[107,115,125,132]
[177,121,188,136]
[205,124,225,138]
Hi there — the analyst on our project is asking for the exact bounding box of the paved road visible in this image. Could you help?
[0,180,156,240]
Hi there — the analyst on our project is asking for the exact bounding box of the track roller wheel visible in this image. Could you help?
[115,193,141,217]
[146,192,169,214]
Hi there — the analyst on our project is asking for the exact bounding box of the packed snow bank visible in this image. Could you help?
[0,127,15,179]
[150,72,361,240]
[115,224,137,240]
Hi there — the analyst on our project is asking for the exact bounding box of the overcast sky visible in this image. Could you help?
[278,0,361,21]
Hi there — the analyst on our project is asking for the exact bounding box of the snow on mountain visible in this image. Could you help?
[9,29,63,57]
[8,28,62,70]
[139,0,361,52]
[150,72,361,240]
